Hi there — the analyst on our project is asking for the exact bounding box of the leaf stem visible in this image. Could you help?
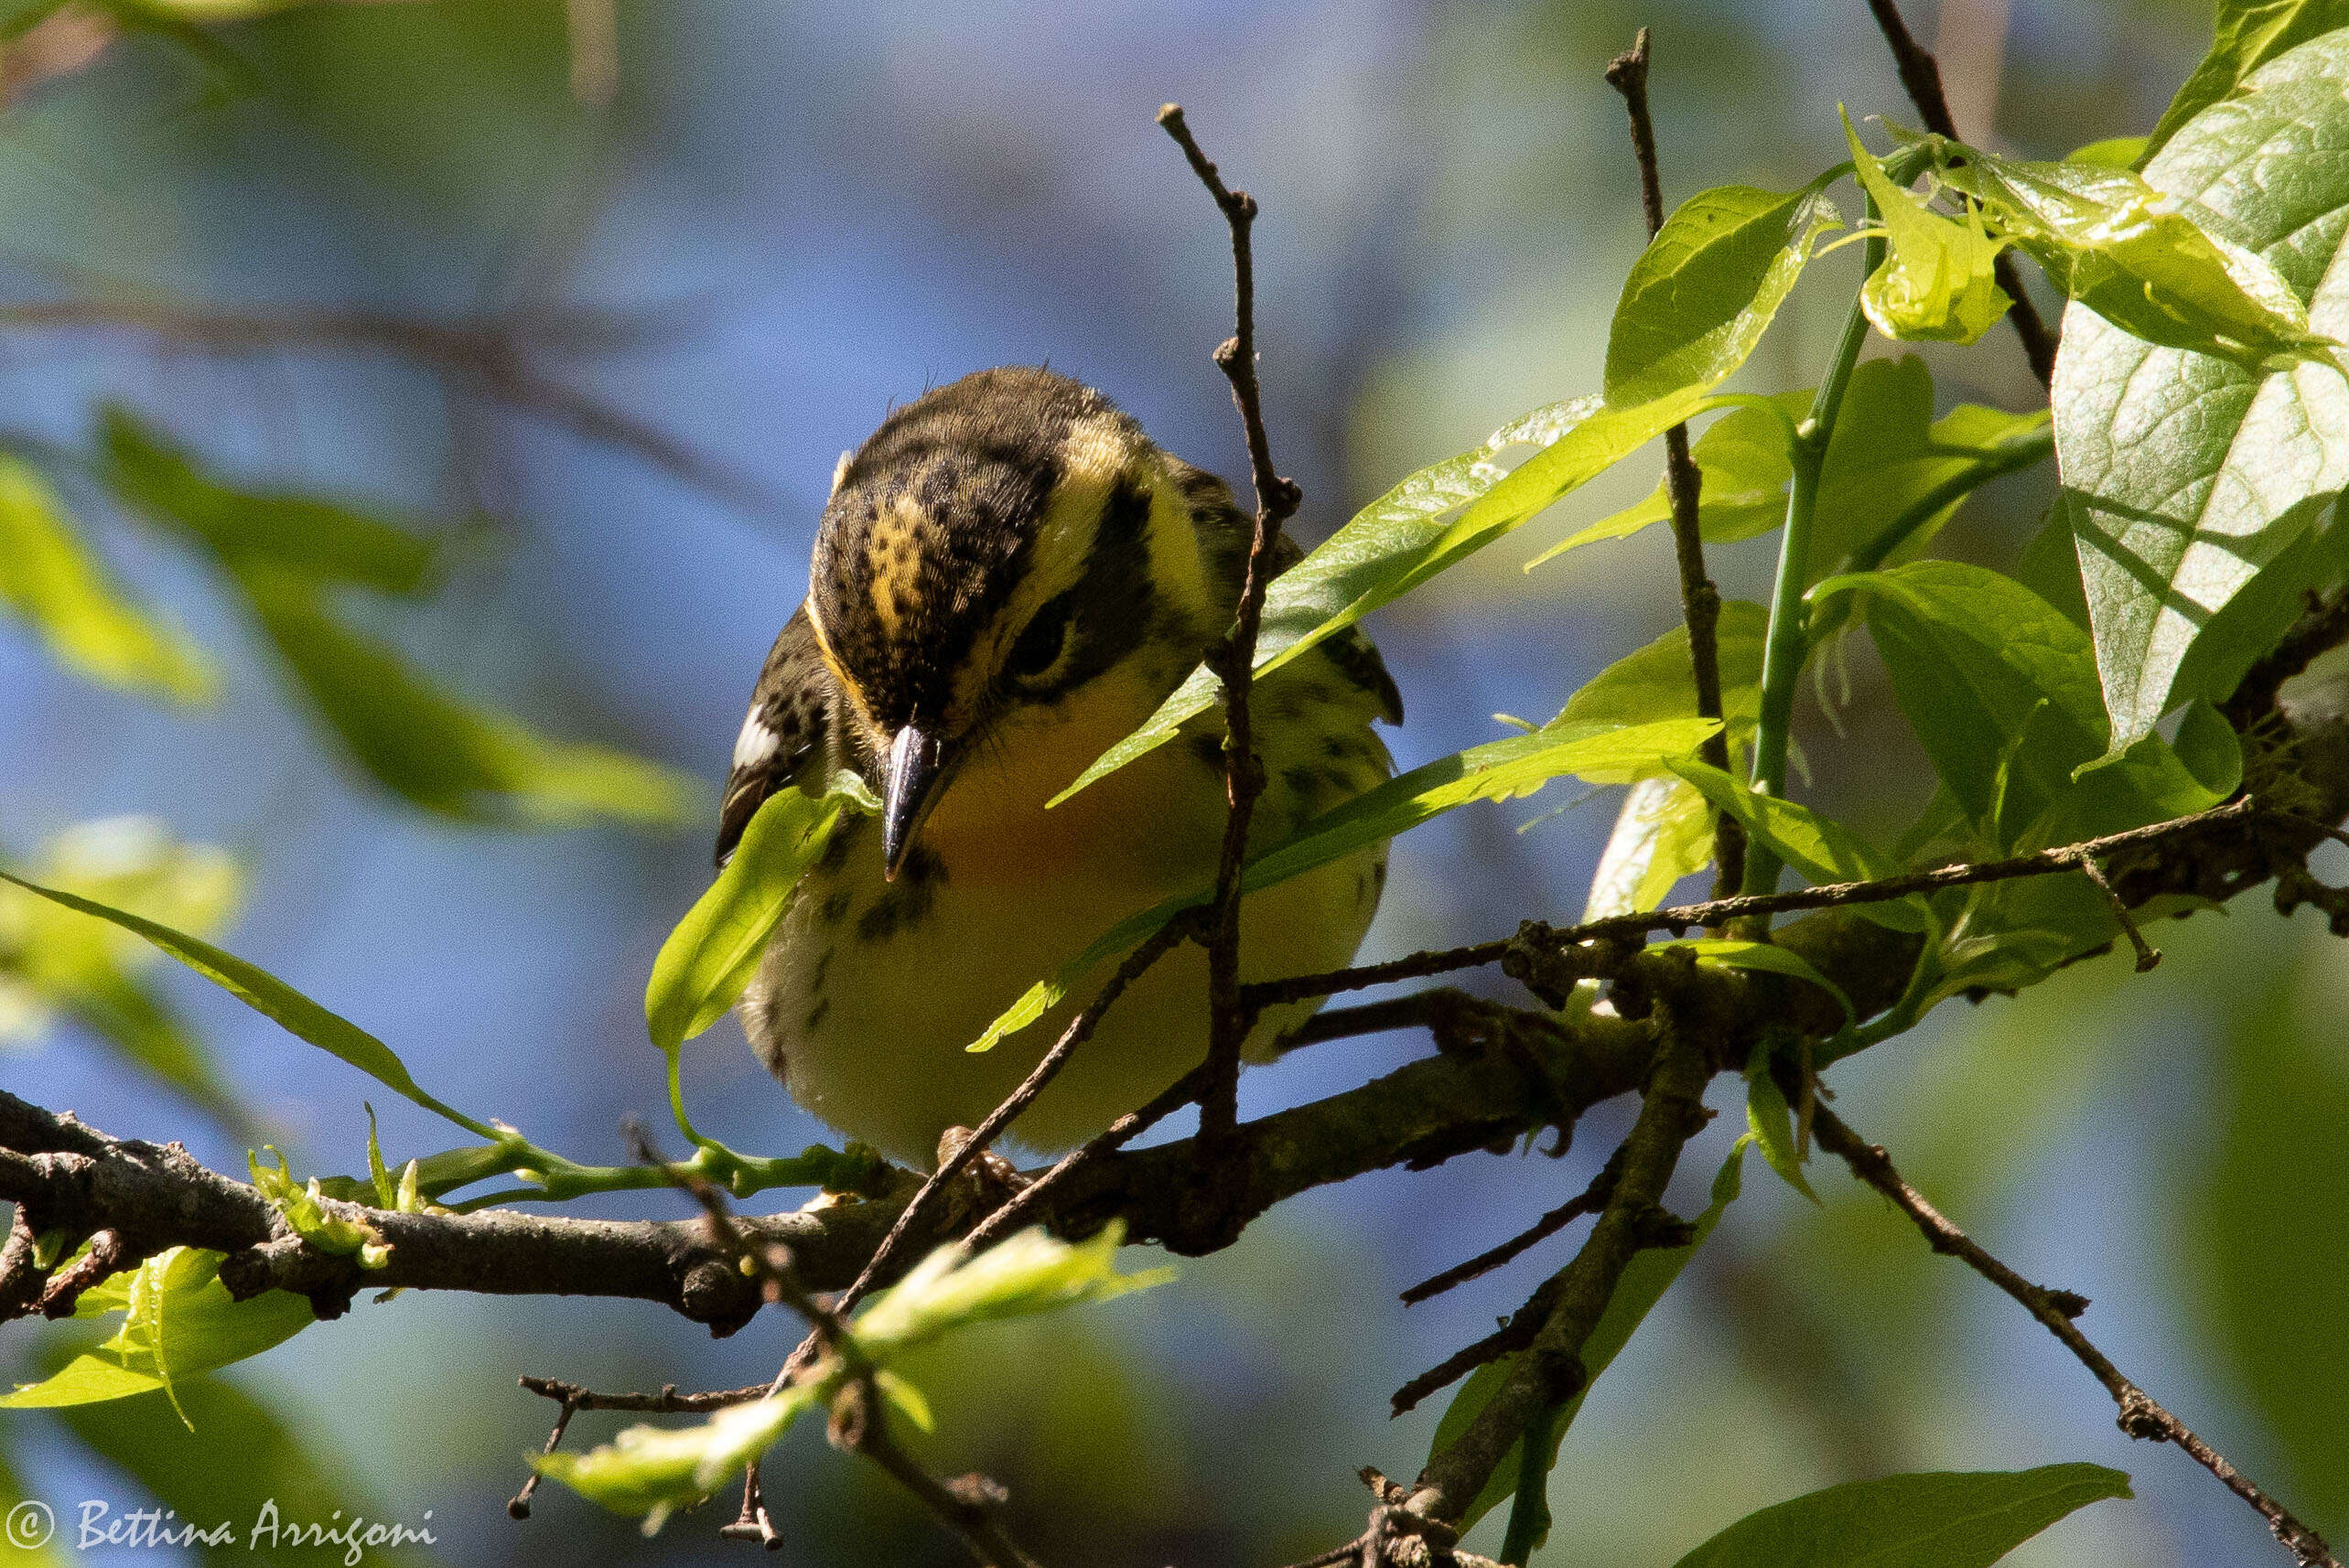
[1842,424,2054,575]
[1744,195,1883,899]
[1498,1402,1559,1563]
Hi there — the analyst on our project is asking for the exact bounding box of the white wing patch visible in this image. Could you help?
[733,709,781,768]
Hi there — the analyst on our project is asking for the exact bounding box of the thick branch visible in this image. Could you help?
[1813,1104,2338,1568]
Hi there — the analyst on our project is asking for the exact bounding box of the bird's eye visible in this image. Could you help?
[1004,592,1077,685]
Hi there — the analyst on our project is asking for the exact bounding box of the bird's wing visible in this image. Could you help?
[716,603,843,866]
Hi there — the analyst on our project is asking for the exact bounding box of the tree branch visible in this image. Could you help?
[1603,28,1745,899]
[1812,1103,2339,1568]
[1157,102,1305,1177]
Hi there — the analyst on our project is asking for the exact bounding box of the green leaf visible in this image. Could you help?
[1545,360,2051,576]
[246,1148,376,1257]
[1556,600,1767,747]
[1067,173,1837,808]
[1811,563,2106,840]
[0,816,252,1128]
[1433,1137,1751,1537]
[1667,1465,2131,1568]
[1844,109,2011,345]
[1668,758,1928,931]
[0,455,215,703]
[1051,397,1587,804]
[539,1224,1168,1527]
[1,1249,313,1408]
[1686,939,1853,1024]
[2066,135,2149,169]
[1606,180,1843,407]
[0,864,498,1140]
[1541,395,1805,557]
[100,406,443,594]
[981,717,1721,1053]
[1921,137,2343,374]
[1583,777,1716,918]
[646,770,875,1056]
[54,1373,441,1565]
[230,561,698,827]
[2144,0,2349,161]
[2049,32,2349,750]
[1742,1039,1821,1201]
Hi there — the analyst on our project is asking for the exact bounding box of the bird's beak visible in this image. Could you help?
[881,723,945,881]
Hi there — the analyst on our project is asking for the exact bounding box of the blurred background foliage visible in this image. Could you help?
[0,0,2341,1564]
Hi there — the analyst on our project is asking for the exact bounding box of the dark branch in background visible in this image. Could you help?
[0,301,776,512]
[1156,102,1306,1184]
[1603,29,1746,899]
[1859,0,2058,387]
[1810,1103,2340,1568]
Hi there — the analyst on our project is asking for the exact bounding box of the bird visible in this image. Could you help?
[718,366,1401,1166]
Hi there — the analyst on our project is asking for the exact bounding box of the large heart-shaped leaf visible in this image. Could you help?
[2052,28,2349,751]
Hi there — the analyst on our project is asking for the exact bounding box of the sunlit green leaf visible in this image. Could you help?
[1844,108,2011,345]
[1669,1465,2130,1568]
[0,1249,313,1408]
[0,863,496,1139]
[986,717,1720,1052]
[1811,563,2105,838]
[1606,180,1842,407]
[231,561,697,827]
[1546,360,2051,575]
[646,771,876,1057]
[1433,1138,1751,1537]
[1556,601,1767,747]
[1668,758,1929,931]
[0,455,215,703]
[1687,939,1853,1023]
[1742,1038,1821,1201]
[2144,0,2349,160]
[2065,135,2149,169]
[539,1225,1167,1527]
[2048,33,2349,750]
[1917,133,2342,375]
[1583,776,1716,918]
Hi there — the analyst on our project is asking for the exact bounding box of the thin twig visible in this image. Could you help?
[506,1386,580,1520]
[1859,0,2057,386]
[1243,796,2262,1010]
[1399,1150,1623,1306]
[844,1380,1041,1568]
[1604,29,1745,900]
[717,1463,782,1550]
[1157,102,1304,1167]
[2073,852,2159,971]
[962,1057,1208,1252]
[1812,1104,2339,1568]
[521,1375,766,1414]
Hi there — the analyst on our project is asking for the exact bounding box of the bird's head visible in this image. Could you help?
[804,366,1238,878]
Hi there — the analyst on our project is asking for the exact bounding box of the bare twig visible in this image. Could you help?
[717,1464,782,1550]
[1157,102,1304,1170]
[506,1385,580,1520]
[1812,1104,2339,1568]
[1245,795,2262,1010]
[2074,852,2159,971]
[842,1379,1042,1568]
[1399,1150,1622,1306]
[1604,29,1745,899]
[1859,0,2057,386]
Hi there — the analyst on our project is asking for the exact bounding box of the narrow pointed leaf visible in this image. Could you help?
[1667,1465,2130,1568]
